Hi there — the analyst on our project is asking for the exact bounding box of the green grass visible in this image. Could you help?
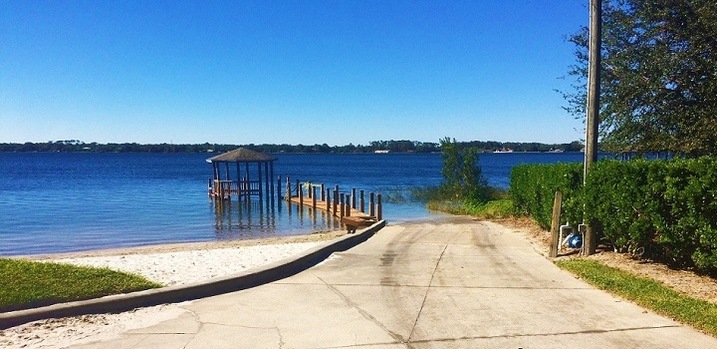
[0,258,162,312]
[428,198,515,219]
[556,259,717,337]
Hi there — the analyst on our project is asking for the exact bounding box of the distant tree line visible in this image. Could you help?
[0,139,583,154]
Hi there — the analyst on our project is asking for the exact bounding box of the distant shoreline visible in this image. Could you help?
[0,139,584,154]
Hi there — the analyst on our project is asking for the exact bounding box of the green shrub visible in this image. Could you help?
[583,160,657,254]
[510,162,583,229]
[512,157,717,273]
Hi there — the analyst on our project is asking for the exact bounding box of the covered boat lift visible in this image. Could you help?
[207,148,276,204]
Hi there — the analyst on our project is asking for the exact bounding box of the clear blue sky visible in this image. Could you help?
[1,0,588,146]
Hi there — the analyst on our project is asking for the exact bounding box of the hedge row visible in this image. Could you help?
[510,158,717,272]
[509,162,583,230]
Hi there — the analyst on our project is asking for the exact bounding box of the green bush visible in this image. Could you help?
[510,162,583,229]
[583,160,657,254]
[586,158,717,270]
[511,157,717,273]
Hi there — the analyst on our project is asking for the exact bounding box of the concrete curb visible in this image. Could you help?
[0,220,386,330]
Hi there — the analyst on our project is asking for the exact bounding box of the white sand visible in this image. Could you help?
[0,236,338,349]
[51,241,322,286]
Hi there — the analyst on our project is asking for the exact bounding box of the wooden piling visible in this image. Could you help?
[377,194,383,221]
[299,182,304,206]
[360,190,365,213]
[339,193,345,218]
[326,188,331,212]
[277,176,282,201]
[320,184,325,201]
[345,195,351,216]
[312,186,317,210]
[351,188,356,209]
[333,186,339,216]
[285,177,291,201]
[369,193,375,217]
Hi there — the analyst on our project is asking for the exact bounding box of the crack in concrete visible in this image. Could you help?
[275,326,285,349]
[316,275,407,345]
[404,324,683,344]
[181,307,203,349]
[406,244,447,345]
[279,281,590,290]
[313,324,682,348]
[183,318,287,349]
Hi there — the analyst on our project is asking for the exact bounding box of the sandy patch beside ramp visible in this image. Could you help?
[1,231,344,348]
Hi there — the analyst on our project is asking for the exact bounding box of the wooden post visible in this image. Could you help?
[369,193,375,217]
[270,163,275,204]
[351,188,356,209]
[333,186,339,216]
[376,194,382,221]
[320,183,325,201]
[345,195,351,217]
[258,162,263,199]
[244,162,250,202]
[299,182,304,206]
[339,193,345,218]
[277,176,282,201]
[295,180,300,201]
[312,186,317,210]
[360,190,365,213]
[549,191,564,258]
[583,0,602,256]
[326,188,331,212]
[286,176,291,202]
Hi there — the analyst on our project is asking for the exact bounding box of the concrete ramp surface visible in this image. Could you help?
[74,218,717,348]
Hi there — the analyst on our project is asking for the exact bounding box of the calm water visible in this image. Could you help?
[0,152,585,255]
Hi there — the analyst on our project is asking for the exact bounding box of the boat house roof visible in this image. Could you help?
[206,147,277,163]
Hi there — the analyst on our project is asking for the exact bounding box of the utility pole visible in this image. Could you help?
[583,0,601,255]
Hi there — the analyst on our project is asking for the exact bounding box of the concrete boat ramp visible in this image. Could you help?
[61,218,717,348]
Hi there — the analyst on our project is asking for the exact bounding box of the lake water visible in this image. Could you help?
[0,152,585,255]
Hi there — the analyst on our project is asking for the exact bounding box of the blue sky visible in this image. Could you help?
[1,0,588,146]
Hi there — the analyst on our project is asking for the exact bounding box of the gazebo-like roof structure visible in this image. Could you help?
[206,147,277,163]
[207,148,276,203]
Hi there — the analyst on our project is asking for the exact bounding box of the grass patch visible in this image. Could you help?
[556,259,717,337]
[428,198,515,219]
[0,258,162,312]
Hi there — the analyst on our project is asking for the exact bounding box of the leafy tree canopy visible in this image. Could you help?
[562,0,717,156]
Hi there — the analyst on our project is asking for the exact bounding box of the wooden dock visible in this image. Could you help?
[285,179,382,233]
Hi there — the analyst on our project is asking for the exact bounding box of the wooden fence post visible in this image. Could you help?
[549,191,563,258]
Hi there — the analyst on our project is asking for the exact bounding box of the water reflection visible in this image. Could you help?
[211,199,340,240]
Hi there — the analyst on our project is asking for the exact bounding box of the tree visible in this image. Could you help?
[562,0,717,156]
[439,137,488,202]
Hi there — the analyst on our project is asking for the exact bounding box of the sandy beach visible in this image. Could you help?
[0,230,345,348]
